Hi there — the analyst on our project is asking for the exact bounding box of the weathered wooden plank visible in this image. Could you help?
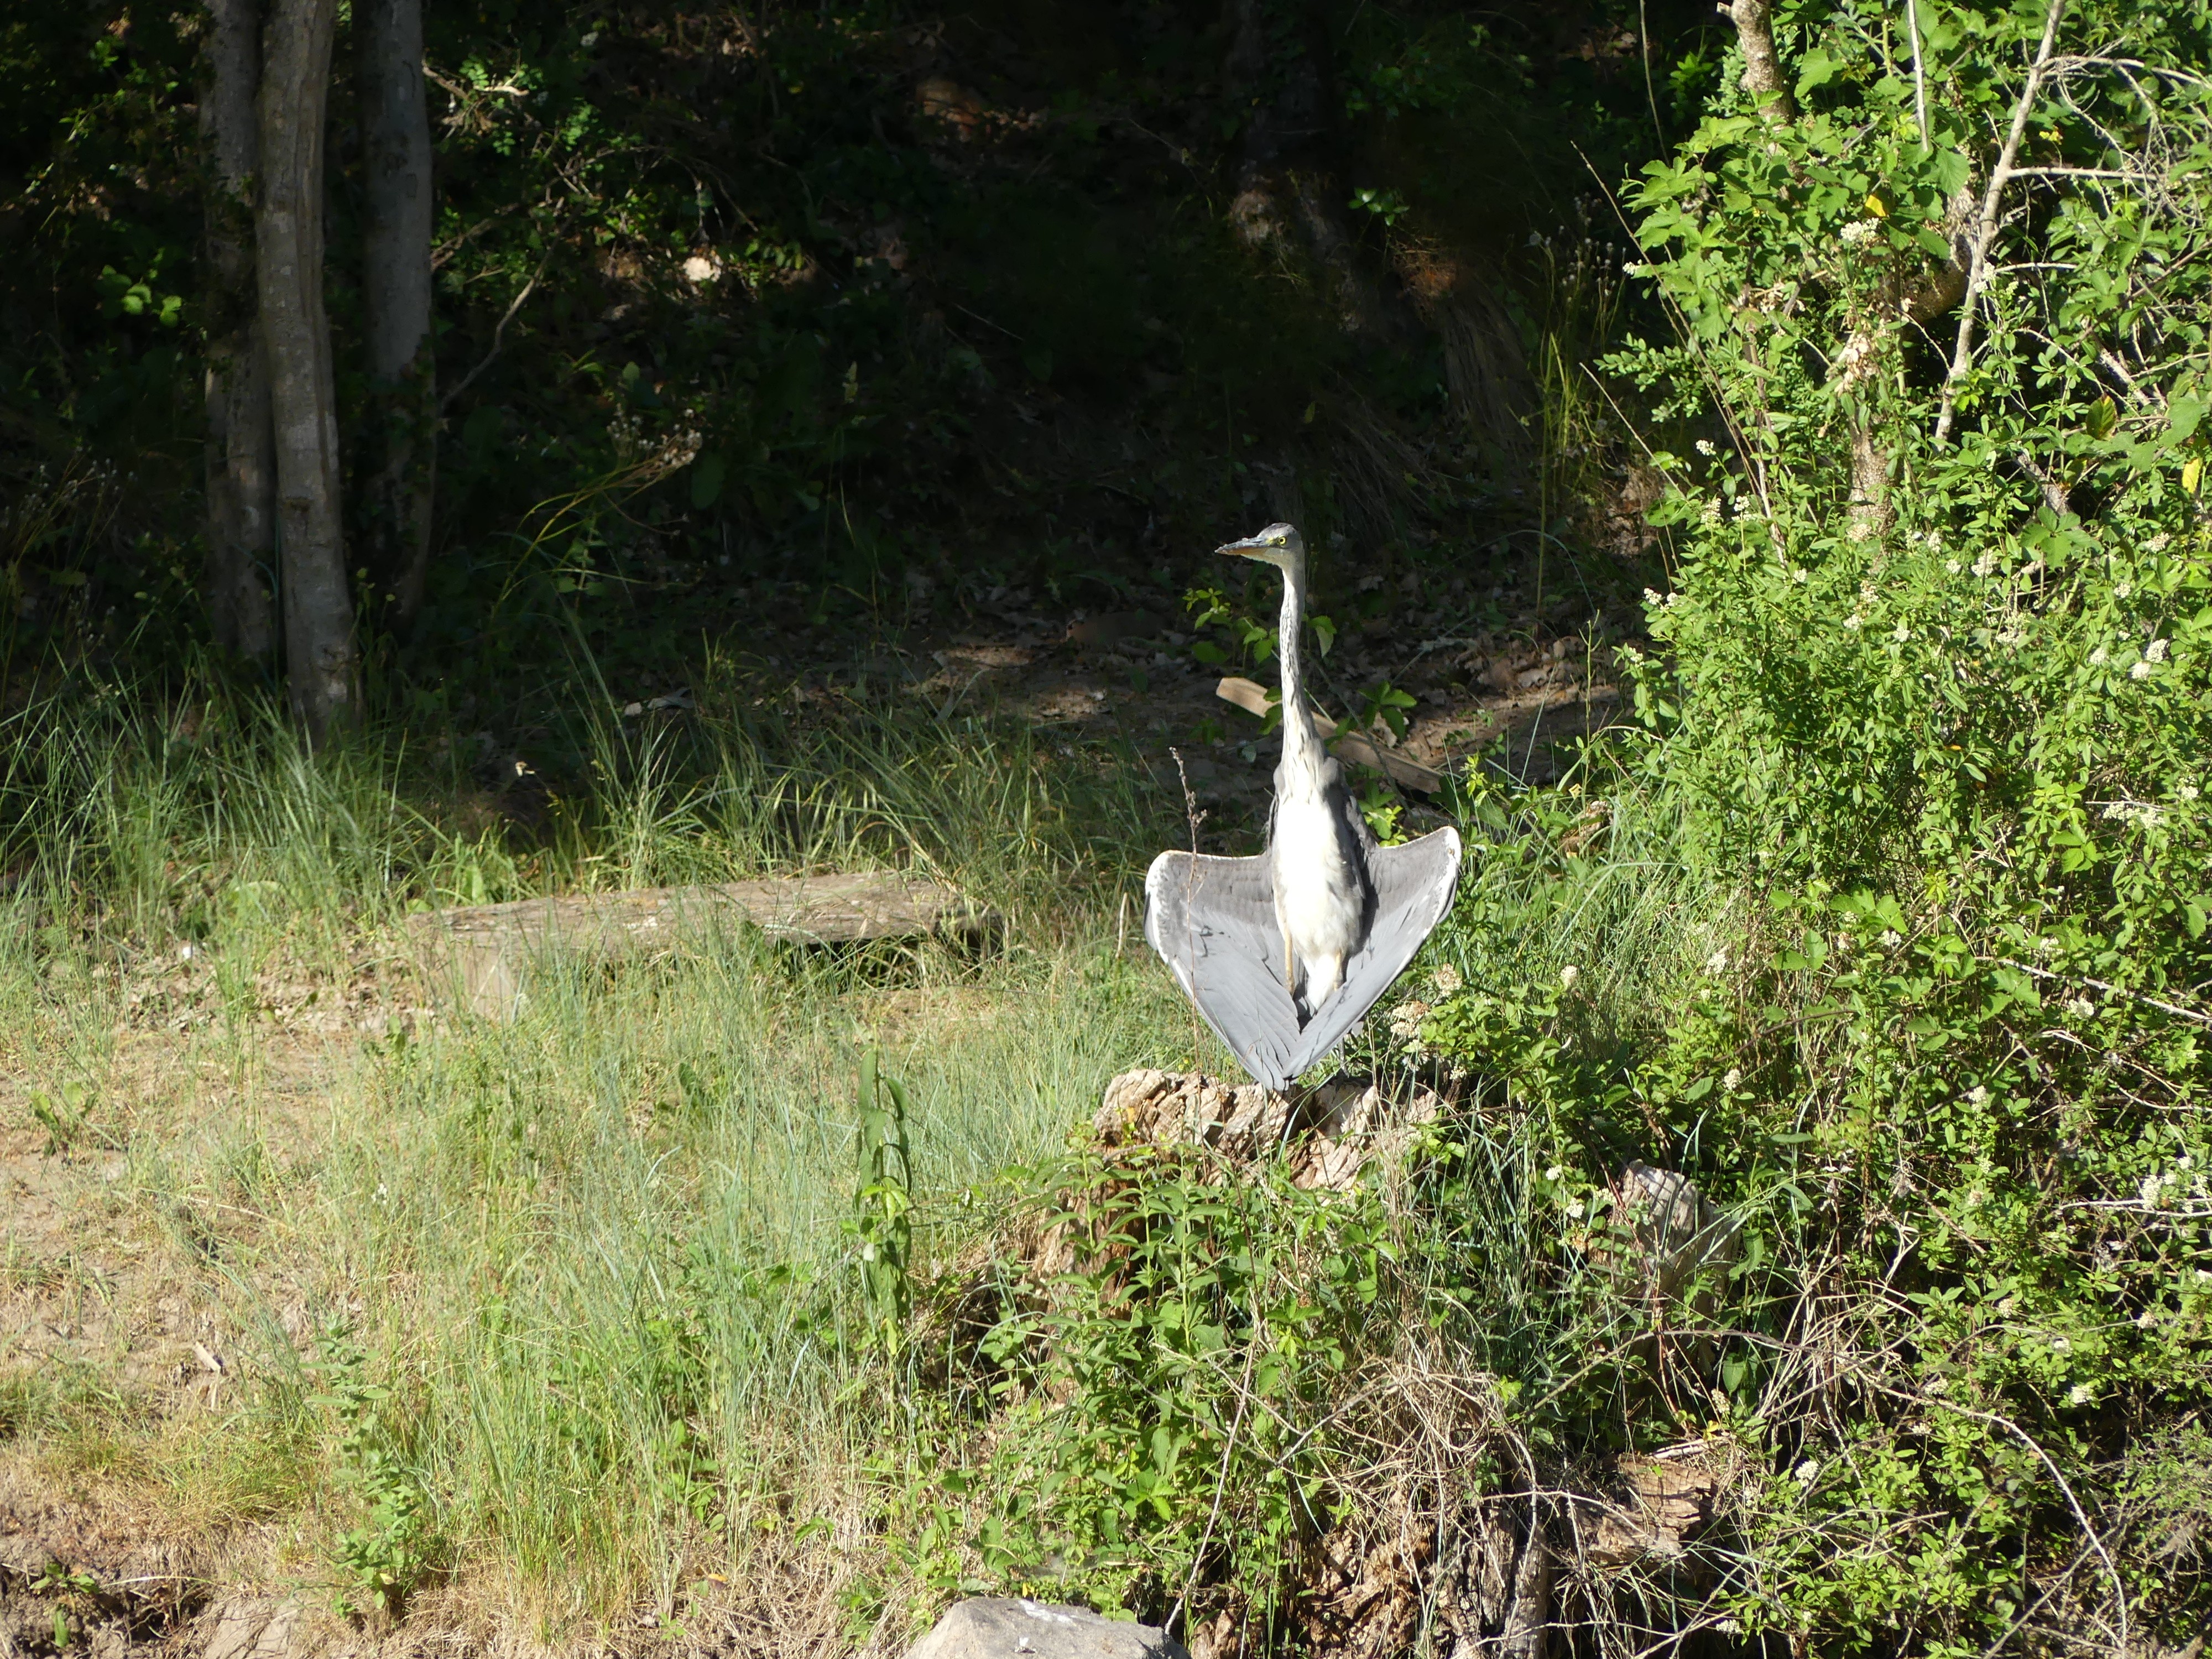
[408,873,993,1020]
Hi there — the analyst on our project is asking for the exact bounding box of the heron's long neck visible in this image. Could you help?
[1276,554,1324,767]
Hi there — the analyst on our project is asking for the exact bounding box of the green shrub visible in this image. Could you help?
[1395,0,2212,1648]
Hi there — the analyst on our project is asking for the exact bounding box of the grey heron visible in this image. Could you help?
[1145,523,1463,1090]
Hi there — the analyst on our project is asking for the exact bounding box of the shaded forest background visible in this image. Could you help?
[1,0,1700,737]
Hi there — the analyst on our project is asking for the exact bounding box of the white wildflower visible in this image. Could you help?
[1695,438,1717,457]
[2147,638,2169,662]
[1893,623,1911,644]
[2131,659,2153,680]
[2066,1383,2094,1406]
[1880,930,1902,950]
[1545,1164,1565,1183]
[1793,1459,1820,1484]
[1844,613,1864,630]
[2115,583,2132,599]
[1793,566,1810,583]
[1723,1067,1744,1091]
[1387,999,1432,1042]
[1840,219,1880,245]
[1946,560,1962,575]
[1973,552,1999,578]
[2090,645,2110,665]
[1432,964,1463,995]
[1566,1198,1587,1219]
[1965,1085,1990,1107]
[1705,948,1729,974]
[2065,995,2096,1019]
[2141,1170,2167,1207]
[2180,783,2201,802]
[1560,965,1580,990]
[2049,1334,2070,1353]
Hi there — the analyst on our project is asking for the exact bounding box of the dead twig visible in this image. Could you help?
[439,253,551,417]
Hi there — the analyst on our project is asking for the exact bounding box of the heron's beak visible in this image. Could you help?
[1215,538,1270,559]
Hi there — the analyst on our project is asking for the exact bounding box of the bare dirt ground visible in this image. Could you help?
[586,565,1640,846]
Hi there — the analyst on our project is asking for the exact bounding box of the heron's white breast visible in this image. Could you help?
[1273,794,1363,958]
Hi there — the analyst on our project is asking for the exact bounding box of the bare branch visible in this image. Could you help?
[1934,0,2071,446]
[439,253,550,416]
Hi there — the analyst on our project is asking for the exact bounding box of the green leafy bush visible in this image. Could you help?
[1385,0,2212,1647]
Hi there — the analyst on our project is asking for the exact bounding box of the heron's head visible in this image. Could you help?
[1215,522,1305,569]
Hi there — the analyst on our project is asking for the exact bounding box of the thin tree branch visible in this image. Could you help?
[439,254,549,416]
[1906,0,1931,147]
[1934,0,2070,446]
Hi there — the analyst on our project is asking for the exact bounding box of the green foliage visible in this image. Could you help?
[317,1324,443,1619]
[947,1148,1407,1630]
[1359,0,2212,1647]
[851,1052,918,1351]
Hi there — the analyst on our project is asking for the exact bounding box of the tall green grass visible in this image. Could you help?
[0,660,1216,1620]
[0,652,1740,1634]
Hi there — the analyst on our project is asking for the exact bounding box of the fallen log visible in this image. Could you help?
[408,872,995,1020]
[1215,675,1445,793]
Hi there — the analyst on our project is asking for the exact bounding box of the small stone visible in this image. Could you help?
[907,1600,1188,1659]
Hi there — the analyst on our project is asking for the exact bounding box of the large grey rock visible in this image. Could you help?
[909,1599,1189,1659]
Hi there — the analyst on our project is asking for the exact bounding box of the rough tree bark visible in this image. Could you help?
[356,0,436,628]
[200,0,276,659]
[1221,0,1401,342]
[1726,0,1798,123]
[257,0,357,737]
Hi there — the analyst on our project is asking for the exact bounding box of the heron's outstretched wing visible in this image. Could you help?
[1144,850,1304,1089]
[1282,825,1463,1079]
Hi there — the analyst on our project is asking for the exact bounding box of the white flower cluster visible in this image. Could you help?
[2138,1155,2204,1212]
[2100,800,2164,828]
[1840,218,1881,245]
[1387,999,1432,1053]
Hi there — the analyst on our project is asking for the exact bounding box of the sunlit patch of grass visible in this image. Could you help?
[0,658,1215,1621]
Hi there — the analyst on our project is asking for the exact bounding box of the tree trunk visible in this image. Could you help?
[1726,0,1797,122]
[1220,0,1403,342]
[356,0,436,629]
[257,0,356,738]
[200,0,276,659]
